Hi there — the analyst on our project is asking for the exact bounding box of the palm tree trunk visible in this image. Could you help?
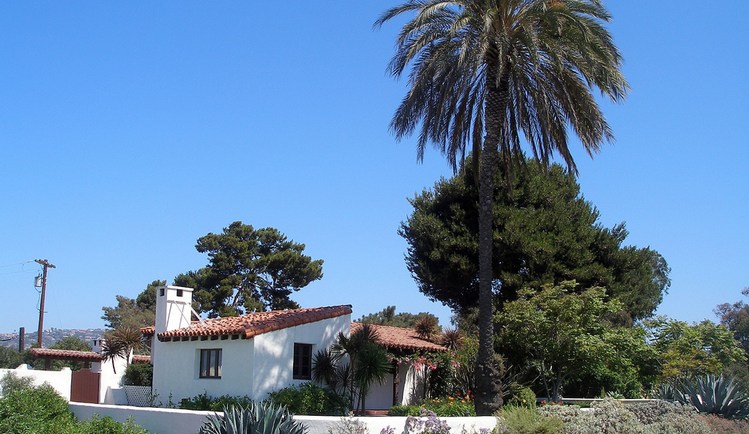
[474,53,505,416]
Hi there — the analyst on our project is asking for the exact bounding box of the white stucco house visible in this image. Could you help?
[143,286,446,411]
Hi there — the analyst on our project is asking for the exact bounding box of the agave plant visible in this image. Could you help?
[671,374,749,420]
[200,401,308,434]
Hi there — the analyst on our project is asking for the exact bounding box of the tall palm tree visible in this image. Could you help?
[376,0,627,414]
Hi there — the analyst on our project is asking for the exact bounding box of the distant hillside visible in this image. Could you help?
[0,328,106,351]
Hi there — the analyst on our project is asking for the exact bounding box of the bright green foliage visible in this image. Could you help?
[671,374,749,420]
[0,380,150,433]
[175,221,323,317]
[390,397,476,417]
[101,280,164,330]
[0,384,76,434]
[199,402,307,434]
[123,362,152,386]
[179,392,254,411]
[506,385,536,409]
[267,383,348,416]
[0,372,34,395]
[358,306,440,329]
[400,160,669,323]
[645,317,745,382]
[497,282,655,400]
[498,406,563,434]
[76,415,149,434]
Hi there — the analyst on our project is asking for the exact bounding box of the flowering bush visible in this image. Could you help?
[389,396,475,416]
[405,409,451,434]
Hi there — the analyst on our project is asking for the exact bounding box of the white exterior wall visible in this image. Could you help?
[151,311,350,406]
[153,337,253,405]
[152,285,194,367]
[0,365,72,400]
[365,361,424,410]
[91,338,128,404]
[251,315,349,400]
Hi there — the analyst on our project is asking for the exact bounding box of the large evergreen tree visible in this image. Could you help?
[377,0,627,413]
[401,160,669,323]
[175,221,323,317]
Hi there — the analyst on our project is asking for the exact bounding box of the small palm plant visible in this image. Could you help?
[200,402,307,434]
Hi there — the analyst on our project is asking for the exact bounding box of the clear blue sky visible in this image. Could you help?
[0,2,747,334]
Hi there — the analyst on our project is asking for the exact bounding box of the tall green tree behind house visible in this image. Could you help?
[175,221,323,317]
[400,160,669,323]
[101,280,163,330]
[377,0,627,414]
[357,306,440,328]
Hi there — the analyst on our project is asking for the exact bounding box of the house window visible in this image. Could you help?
[199,349,222,378]
[293,343,312,380]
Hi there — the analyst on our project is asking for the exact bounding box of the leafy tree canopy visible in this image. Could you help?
[400,159,670,322]
[101,280,164,330]
[0,347,24,369]
[496,281,655,400]
[175,221,323,317]
[357,306,439,329]
[645,316,746,382]
[715,287,749,354]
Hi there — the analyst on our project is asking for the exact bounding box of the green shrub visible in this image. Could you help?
[267,383,347,415]
[388,397,475,416]
[123,363,153,386]
[538,399,712,434]
[497,406,563,434]
[180,392,254,411]
[76,415,149,434]
[199,402,307,434]
[388,405,420,416]
[0,384,77,434]
[0,372,35,395]
[506,384,536,409]
[423,397,475,416]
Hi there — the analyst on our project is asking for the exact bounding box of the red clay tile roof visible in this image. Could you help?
[132,354,151,364]
[351,322,447,352]
[157,305,352,341]
[30,348,103,361]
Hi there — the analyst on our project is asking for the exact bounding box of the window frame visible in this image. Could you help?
[293,343,313,380]
[199,348,222,379]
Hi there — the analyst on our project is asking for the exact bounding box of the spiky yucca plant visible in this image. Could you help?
[200,402,308,434]
[673,374,749,420]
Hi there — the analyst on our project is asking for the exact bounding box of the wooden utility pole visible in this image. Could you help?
[34,259,55,348]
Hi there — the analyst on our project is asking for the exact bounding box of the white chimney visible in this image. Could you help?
[155,285,194,335]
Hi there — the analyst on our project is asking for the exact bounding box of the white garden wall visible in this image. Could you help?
[69,402,498,434]
[0,364,72,400]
